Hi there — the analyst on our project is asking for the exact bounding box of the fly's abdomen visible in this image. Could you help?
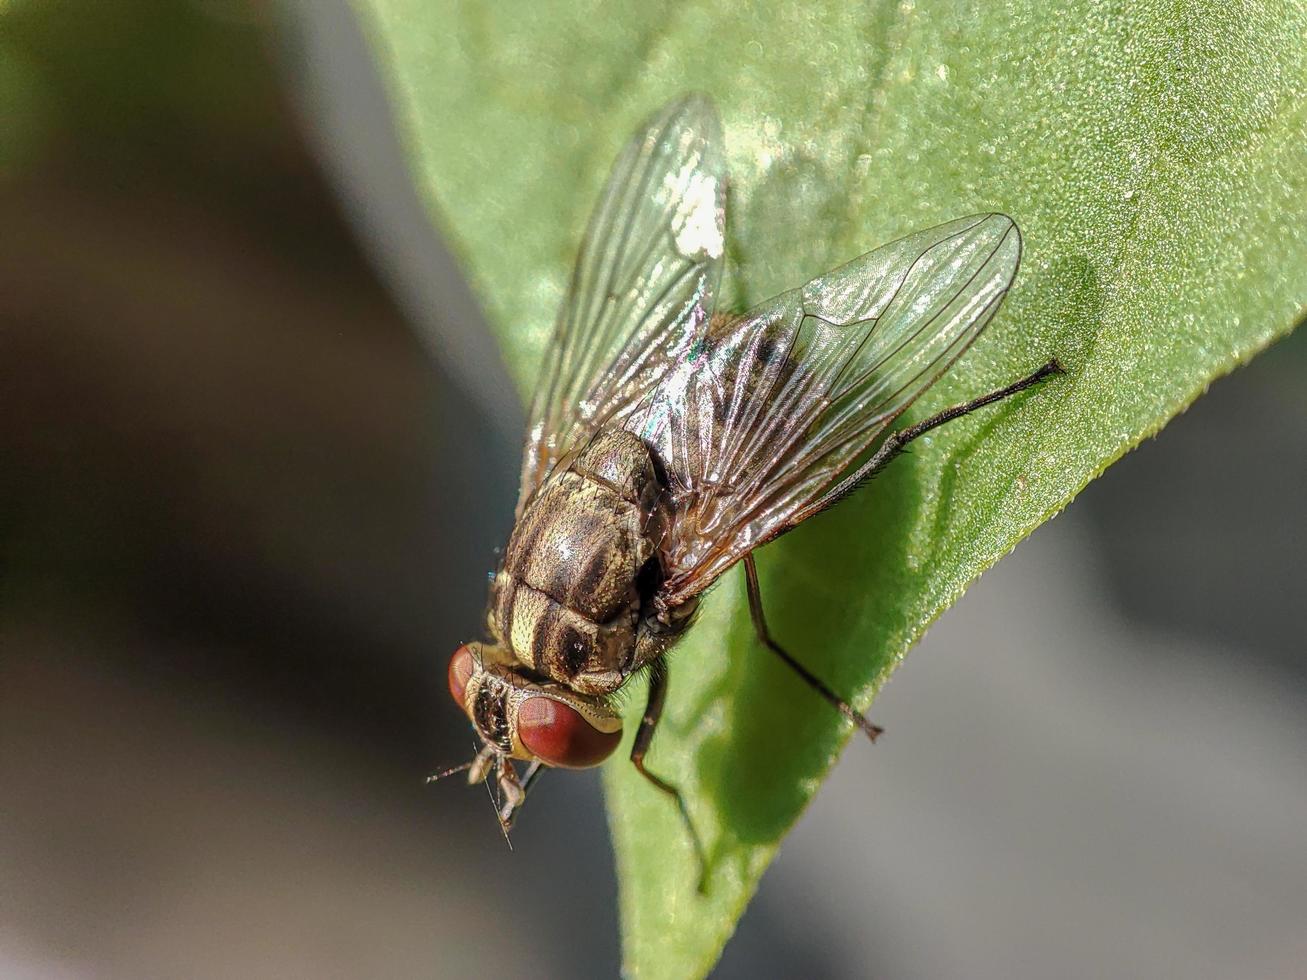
[489,429,665,694]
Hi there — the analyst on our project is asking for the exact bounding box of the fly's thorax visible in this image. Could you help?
[447,643,622,768]
[489,428,669,694]
[573,428,667,515]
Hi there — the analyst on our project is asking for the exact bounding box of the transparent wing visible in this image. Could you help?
[626,213,1022,602]
[516,94,726,517]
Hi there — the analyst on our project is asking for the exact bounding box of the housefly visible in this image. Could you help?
[435,94,1061,884]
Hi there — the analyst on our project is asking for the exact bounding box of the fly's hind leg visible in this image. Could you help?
[747,358,1065,737]
[743,555,883,742]
[811,359,1065,516]
[789,360,1064,526]
[631,662,710,894]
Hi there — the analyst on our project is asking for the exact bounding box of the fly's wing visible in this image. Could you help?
[626,213,1022,603]
[515,94,726,517]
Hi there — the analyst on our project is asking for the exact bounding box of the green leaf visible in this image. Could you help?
[353,1,1307,975]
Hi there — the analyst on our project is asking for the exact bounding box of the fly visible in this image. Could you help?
[434,94,1062,889]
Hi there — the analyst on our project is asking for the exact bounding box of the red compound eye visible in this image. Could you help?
[447,645,475,707]
[517,696,621,769]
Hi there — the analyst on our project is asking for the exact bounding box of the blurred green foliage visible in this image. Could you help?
[2,0,286,213]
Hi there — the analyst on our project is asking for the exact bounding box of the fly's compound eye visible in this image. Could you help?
[517,695,622,769]
[447,644,476,708]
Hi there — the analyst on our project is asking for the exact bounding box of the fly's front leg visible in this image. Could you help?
[631,663,709,893]
[495,754,526,832]
[500,761,544,833]
[743,555,883,742]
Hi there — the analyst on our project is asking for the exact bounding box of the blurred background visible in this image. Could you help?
[1,2,1304,977]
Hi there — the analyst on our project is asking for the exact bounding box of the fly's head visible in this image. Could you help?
[443,642,623,826]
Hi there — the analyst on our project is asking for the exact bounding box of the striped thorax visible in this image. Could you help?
[488,427,672,696]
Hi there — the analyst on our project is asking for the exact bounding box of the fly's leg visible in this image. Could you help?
[795,359,1065,525]
[631,663,710,893]
[500,761,544,833]
[495,754,526,832]
[748,359,1064,735]
[859,358,1064,480]
[743,555,883,742]
[520,759,544,796]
